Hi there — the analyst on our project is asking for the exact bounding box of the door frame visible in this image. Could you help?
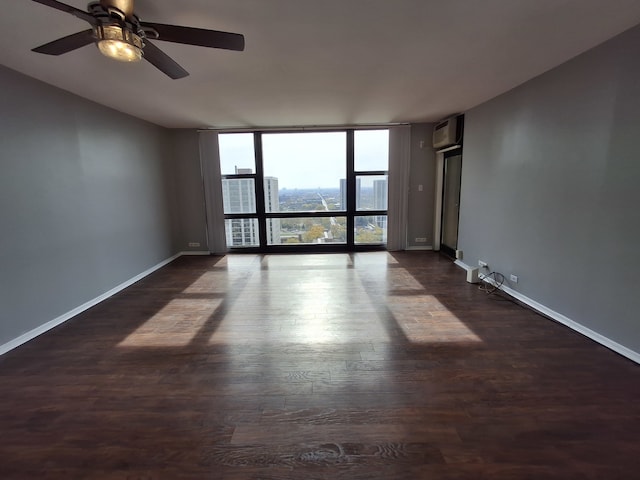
[434,146,463,258]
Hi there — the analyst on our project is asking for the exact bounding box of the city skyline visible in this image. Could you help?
[218,130,389,189]
[221,173,388,246]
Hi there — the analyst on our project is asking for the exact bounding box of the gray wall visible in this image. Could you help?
[0,65,178,346]
[406,123,436,249]
[458,25,640,353]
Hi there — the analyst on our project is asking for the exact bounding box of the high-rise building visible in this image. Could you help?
[340,178,361,210]
[373,178,388,233]
[264,176,281,245]
[222,168,280,246]
[222,174,257,247]
[373,178,388,210]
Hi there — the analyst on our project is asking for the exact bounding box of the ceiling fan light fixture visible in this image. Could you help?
[95,24,143,62]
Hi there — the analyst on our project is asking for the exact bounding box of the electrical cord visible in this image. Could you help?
[478,270,531,310]
[478,271,505,295]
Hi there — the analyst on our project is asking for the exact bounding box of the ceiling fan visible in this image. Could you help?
[30,0,245,79]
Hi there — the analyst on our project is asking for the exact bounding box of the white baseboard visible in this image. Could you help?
[454,259,467,269]
[179,250,211,256]
[405,246,434,251]
[454,260,640,364]
[0,252,182,356]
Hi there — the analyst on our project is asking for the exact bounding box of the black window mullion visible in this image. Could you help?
[264,211,343,219]
[346,129,355,246]
[253,132,268,247]
[353,170,388,176]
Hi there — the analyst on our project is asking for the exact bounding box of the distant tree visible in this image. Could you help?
[302,203,324,211]
[302,224,325,243]
[331,224,346,241]
[281,219,297,231]
[356,227,383,244]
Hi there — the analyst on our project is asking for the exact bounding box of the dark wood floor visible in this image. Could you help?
[1,252,639,479]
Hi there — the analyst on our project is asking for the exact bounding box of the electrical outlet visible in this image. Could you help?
[478,260,488,269]
[510,274,518,283]
[188,242,200,247]
[415,237,427,243]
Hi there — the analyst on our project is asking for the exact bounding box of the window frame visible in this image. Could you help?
[219,128,389,252]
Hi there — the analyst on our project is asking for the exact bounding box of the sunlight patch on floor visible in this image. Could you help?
[207,268,392,345]
[352,252,399,267]
[261,253,353,269]
[118,298,223,347]
[387,294,482,343]
[384,268,426,291]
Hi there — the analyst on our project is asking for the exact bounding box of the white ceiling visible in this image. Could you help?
[2,0,640,129]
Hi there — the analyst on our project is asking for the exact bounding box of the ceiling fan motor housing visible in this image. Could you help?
[99,0,134,18]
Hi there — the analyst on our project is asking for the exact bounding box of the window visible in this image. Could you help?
[218,129,388,250]
[219,134,259,247]
[263,132,346,213]
[354,130,389,244]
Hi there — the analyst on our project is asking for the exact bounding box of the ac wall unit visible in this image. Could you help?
[433,115,460,150]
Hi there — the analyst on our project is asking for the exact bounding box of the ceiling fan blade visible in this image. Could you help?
[141,22,245,51]
[32,29,95,55]
[32,0,96,25]
[142,40,189,79]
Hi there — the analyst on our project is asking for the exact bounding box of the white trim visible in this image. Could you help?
[0,252,182,356]
[436,144,462,154]
[454,260,640,364]
[490,282,640,365]
[454,259,467,270]
[405,246,434,251]
[179,250,211,256]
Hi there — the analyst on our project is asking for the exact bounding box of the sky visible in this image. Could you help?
[218,130,389,189]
